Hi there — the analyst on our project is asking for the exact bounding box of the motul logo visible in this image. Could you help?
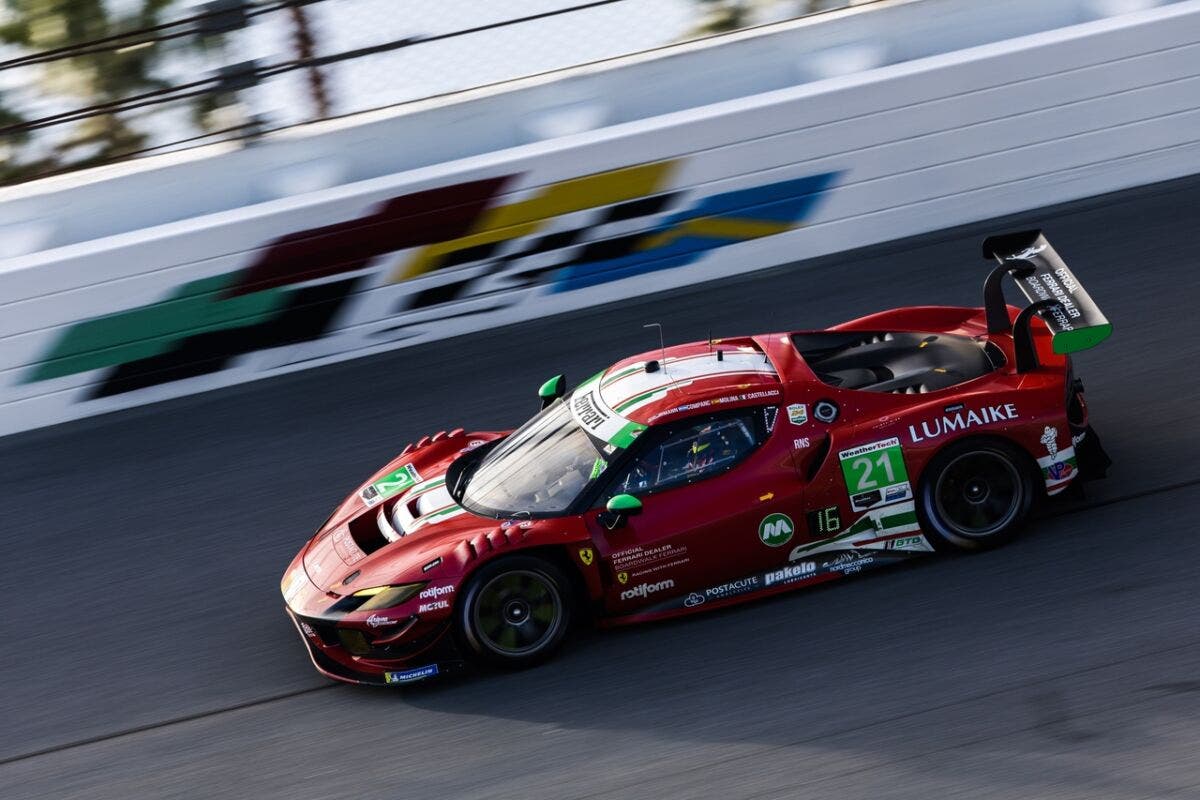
[620,579,675,601]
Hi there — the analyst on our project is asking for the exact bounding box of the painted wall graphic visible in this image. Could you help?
[25,160,839,399]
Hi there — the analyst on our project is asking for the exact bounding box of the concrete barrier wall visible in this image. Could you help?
[2,0,1199,435]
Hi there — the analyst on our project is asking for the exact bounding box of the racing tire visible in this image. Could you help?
[917,439,1035,552]
[456,555,573,669]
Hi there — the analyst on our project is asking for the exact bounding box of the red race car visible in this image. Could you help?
[281,230,1112,686]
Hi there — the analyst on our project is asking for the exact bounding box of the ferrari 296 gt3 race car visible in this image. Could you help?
[281,230,1112,686]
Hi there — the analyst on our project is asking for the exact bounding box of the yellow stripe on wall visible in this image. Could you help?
[390,160,677,283]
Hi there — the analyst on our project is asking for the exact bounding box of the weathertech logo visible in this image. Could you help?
[620,579,675,601]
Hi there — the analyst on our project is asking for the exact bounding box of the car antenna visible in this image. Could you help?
[643,322,677,384]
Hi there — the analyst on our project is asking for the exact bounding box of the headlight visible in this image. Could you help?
[328,583,425,614]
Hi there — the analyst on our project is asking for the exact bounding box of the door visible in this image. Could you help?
[585,407,804,613]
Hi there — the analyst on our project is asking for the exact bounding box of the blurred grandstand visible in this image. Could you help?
[0,0,876,185]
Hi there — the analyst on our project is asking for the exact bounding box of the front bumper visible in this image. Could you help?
[285,607,464,686]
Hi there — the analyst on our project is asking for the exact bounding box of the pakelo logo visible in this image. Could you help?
[759,513,795,547]
[764,561,816,587]
[907,404,1018,443]
[419,584,455,600]
[620,579,675,601]
[366,614,396,629]
[418,600,449,613]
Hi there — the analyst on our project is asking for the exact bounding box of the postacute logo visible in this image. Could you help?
[578,548,595,566]
[620,579,675,601]
[684,592,706,607]
[759,513,795,547]
[787,404,808,425]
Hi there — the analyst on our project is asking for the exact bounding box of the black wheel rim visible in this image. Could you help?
[472,570,562,657]
[934,450,1023,537]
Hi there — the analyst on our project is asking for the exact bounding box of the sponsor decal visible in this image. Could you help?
[578,548,595,566]
[787,404,808,425]
[617,572,629,585]
[838,438,912,512]
[764,561,816,588]
[790,501,921,560]
[366,613,397,629]
[612,543,687,572]
[1041,426,1059,459]
[1072,430,1087,446]
[418,600,449,613]
[1045,461,1075,481]
[299,622,317,639]
[418,584,454,600]
[620,579,675,601]
[793,437,811,449]
[1005,243,1048,261]
[684,592,705,607]
[813,400,838,423]
[459,440,486,453]
[822,552,875,574]
[759,513,795,547]
[330,528,366,565]
[422,557,442,573]
[806,506,841,538]
[886,535,933,552]
[704,576,760,600]
[360,464,421,507]
[907,404,1018,443]
[384,664,439,684]
[759,492,775,502]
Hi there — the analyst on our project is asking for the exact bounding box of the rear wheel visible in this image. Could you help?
[917,439,1035,551]
[456,556,573,668]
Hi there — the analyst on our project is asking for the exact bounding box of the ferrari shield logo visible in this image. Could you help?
[617,571,629,584]
[578,548,594,566]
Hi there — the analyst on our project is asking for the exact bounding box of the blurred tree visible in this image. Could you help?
[0,0,192,182]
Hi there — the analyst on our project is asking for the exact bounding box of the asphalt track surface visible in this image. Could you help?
[3,174,1200,800]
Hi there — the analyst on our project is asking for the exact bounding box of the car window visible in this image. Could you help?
[607,412,763,499]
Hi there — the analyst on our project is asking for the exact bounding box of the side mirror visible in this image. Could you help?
[538,374,566,409]
[601,493,643,530]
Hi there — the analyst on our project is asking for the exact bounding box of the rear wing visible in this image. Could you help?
[981,230,1112,372]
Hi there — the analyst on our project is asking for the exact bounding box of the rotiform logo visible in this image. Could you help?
[620,579,675,601]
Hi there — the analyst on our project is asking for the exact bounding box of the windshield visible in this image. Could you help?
[462,400,616,517]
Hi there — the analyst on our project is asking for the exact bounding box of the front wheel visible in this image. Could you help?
[456,556,573,668]
[917,439,1035,552]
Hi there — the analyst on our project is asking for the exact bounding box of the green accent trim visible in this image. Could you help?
[600,362,644,388]
[606,494,643,514]
[610,421,647,449]
[614,387,664,413]
[879,510,918,530]
[538,374,566,399]
[28,273,287,383]
[1052,323,1112,354]
[589,457,607,480]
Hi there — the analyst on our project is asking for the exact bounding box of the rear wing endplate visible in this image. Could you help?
[981,230,1111,372]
